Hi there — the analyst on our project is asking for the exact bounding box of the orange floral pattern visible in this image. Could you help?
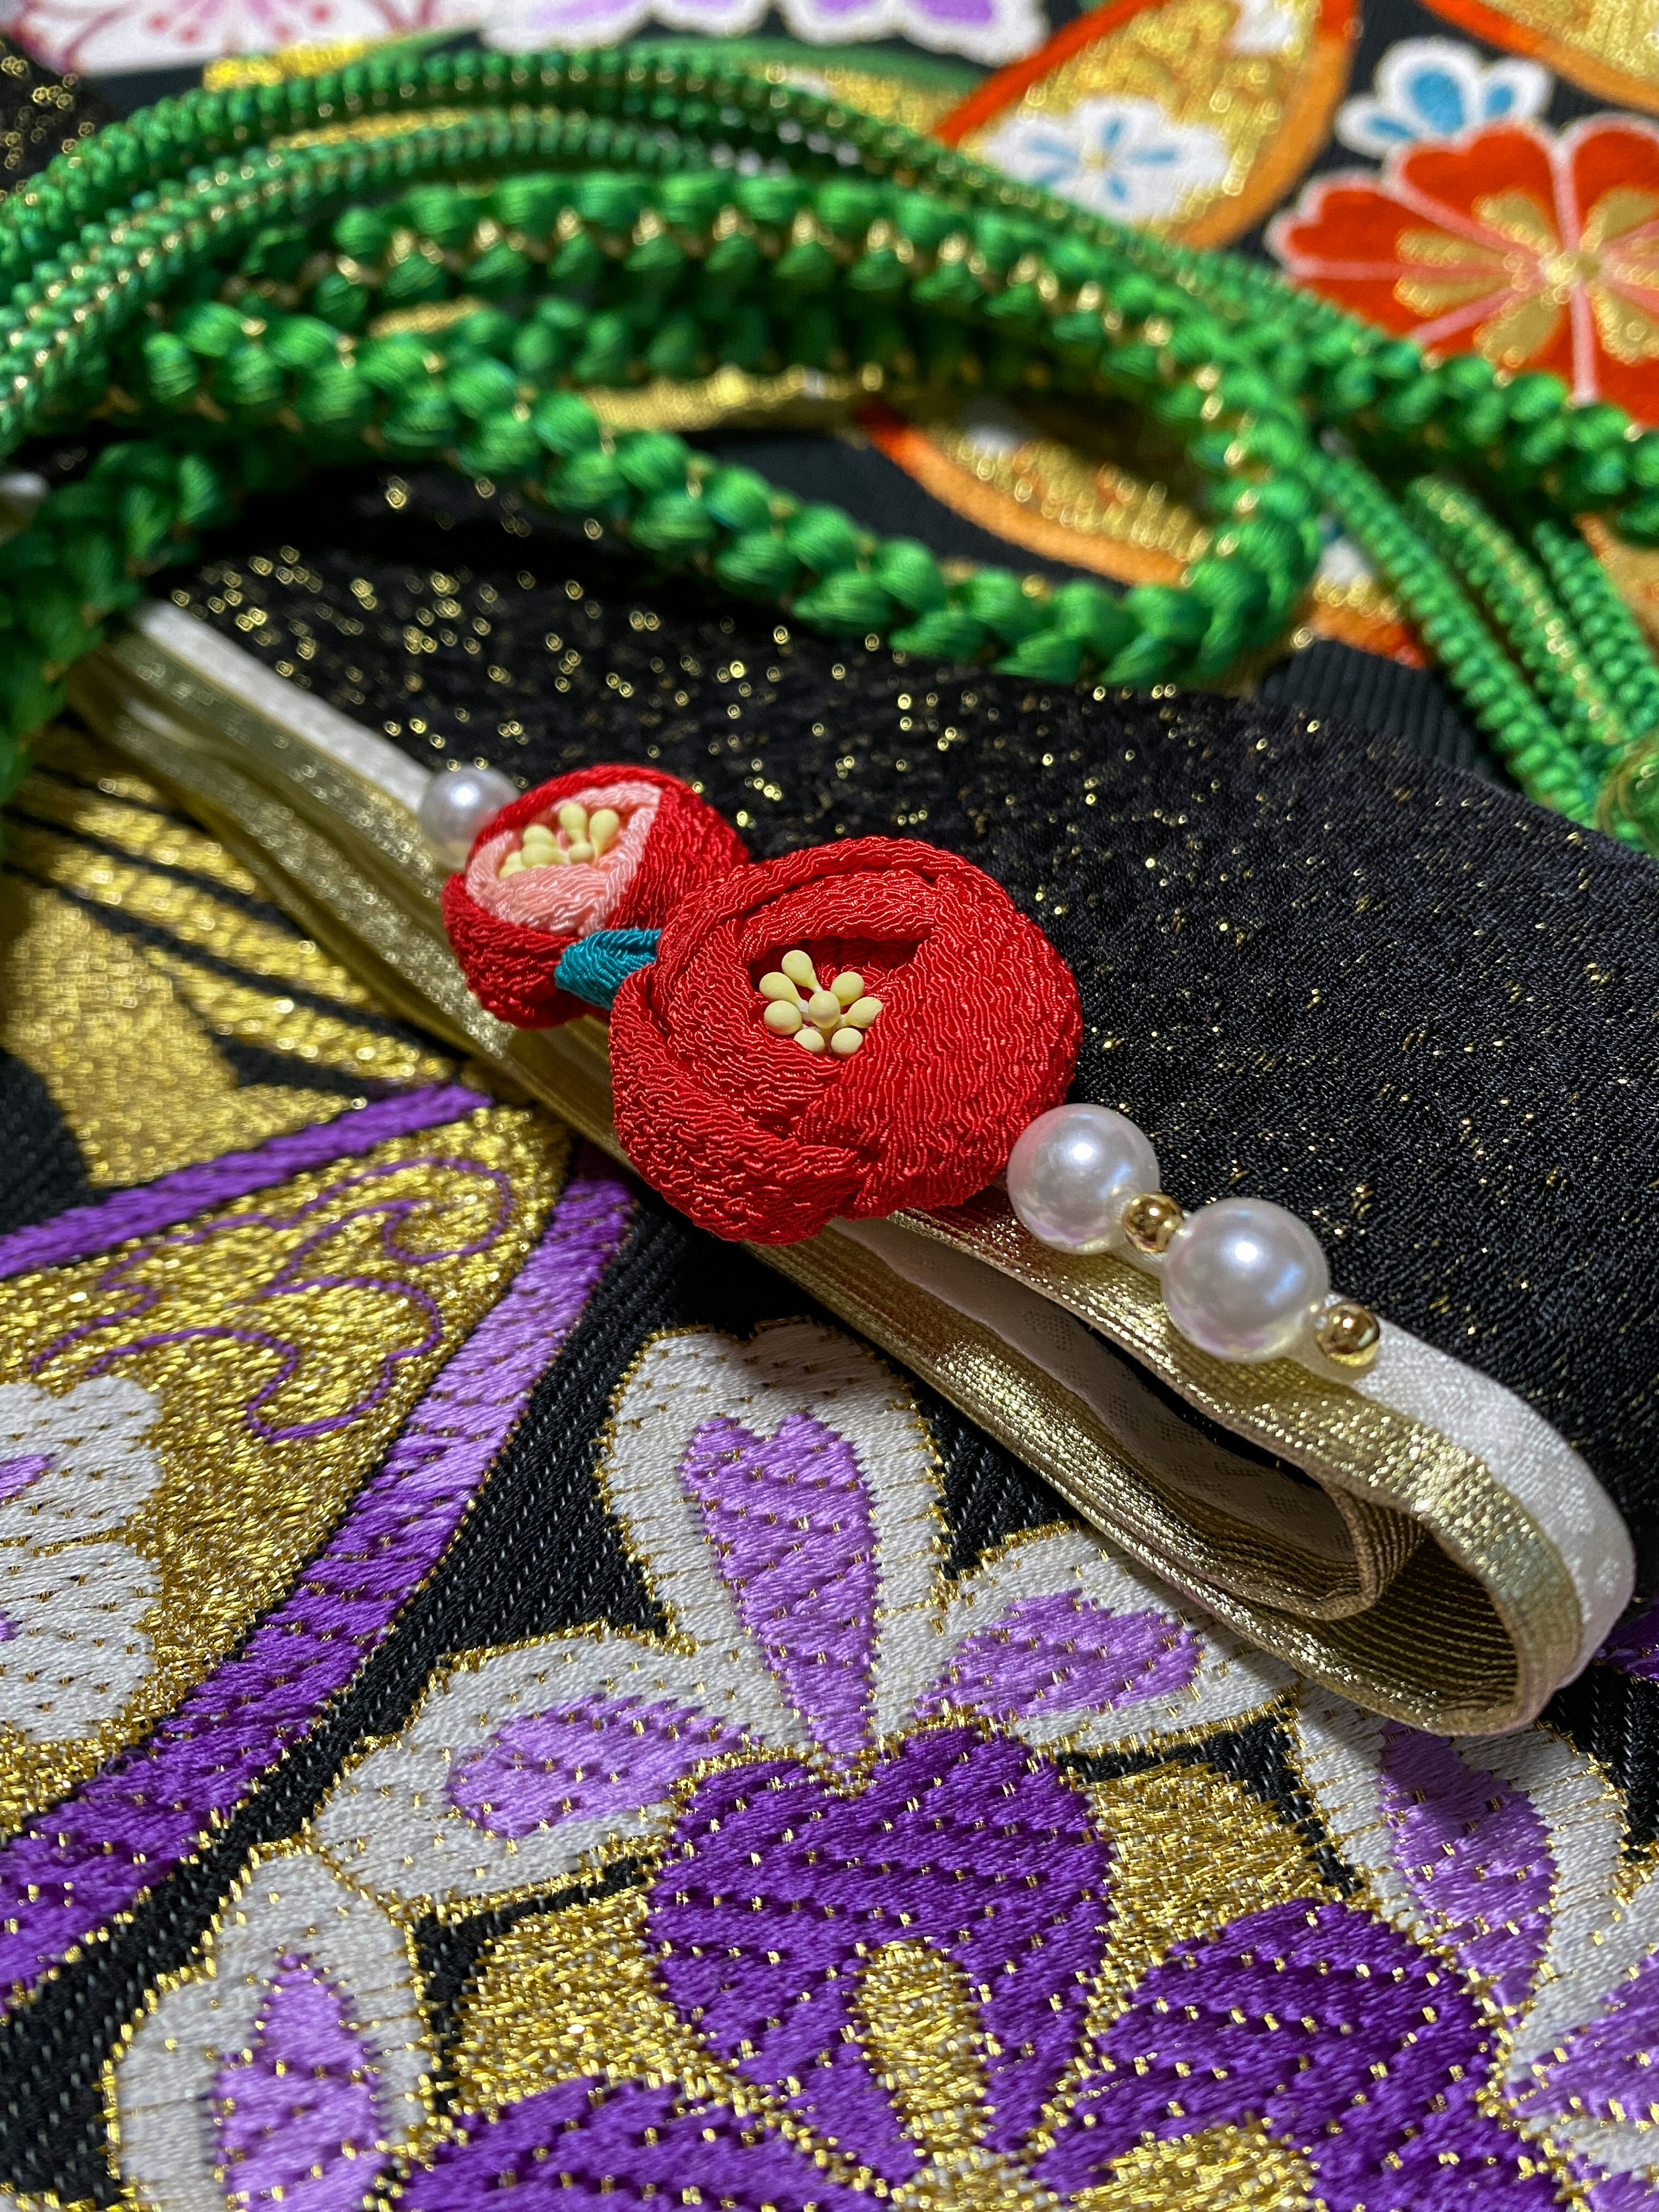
[1269,116,1659,422]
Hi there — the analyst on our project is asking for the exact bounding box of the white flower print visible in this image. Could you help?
[115,1847,433,2212]
[313,1320,1289,1911]
[1335,36,1552,158]
[1227,0,1298,54]
[979,98,1232,224]
[0,1377,164,1741]
[0,1542,157,1741]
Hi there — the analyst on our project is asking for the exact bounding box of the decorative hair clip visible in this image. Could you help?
[444,771,1382,1374]
[439,763,746,1028]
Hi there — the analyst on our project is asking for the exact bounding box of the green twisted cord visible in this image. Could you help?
[0,49,1653,850]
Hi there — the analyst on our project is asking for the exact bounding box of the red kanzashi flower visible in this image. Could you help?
[607,837,1082,1243]
[1269,117,1659,421]
[441,765,747,1028]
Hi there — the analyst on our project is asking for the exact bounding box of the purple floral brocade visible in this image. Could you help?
[1595,1599,1659,1681]
[405,2079,868,2212]
[917,1588,1202,1720]
[211,1955,385,2212]
[1378,1723,1553,2015]
[0,1152,634,2007]
[0,1084,485,1282]
[679,1413,878,1765]
[651,1726,1112,2182]
[1041,1898,1557,2207]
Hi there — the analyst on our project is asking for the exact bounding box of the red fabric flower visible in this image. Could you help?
[441,765,747,1027]
[1269,116,1659,422]
[607,837,1082,1243]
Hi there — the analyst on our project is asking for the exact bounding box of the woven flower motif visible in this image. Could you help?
[441,763,747,1029]
[1294,1689,1659,2207]
[607,836,1082,1242]
[1335,36,1551,157]
[0,1377,162,1741]
[1270,116,1659,422]
[386,1674,1654,2210]
[979,96,1232,223]
[310,1321,1287,1913]
[113,1847,432,2212]
[0,0,434,73]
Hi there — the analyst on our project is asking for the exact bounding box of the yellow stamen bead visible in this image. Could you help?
[845,997,883,1028]
[795,1027,827,1054]
[763,1001,803,1035]
[566,839,594,864]
[589,807,621,855]
[831,972,864,1006]
[522,821,556,846]
[780,949,818,990]
[758,973,800,1004]
[499,850,525,876]
[807,989,843,1027]
[829,1027,862,1057]
[557,800,589,836]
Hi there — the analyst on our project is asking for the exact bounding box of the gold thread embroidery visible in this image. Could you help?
[0,885,357,1185]
[0,1111,569,1834]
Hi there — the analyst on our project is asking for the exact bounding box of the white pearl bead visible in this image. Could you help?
[418,764,518,869]
[1006,1105,1160,1255]
[1161,1197,1330,1363]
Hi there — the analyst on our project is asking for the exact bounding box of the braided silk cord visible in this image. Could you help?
[1,45,1658,846]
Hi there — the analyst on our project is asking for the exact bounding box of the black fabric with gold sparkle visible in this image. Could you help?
[162,469,1659,1588]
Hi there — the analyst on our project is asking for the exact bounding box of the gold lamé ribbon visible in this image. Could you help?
[67,624,1584,1732]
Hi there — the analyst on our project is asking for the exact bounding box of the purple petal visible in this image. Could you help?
[918,1592,1201,1725]
[1530,1950,1659,2127]
[678,1414,876,1763]
[448,1697,734,1839]
[1039,1898,1556,2209]
[1595,1600,1659,1682]
[650,1725,1111,2182]
[402,2080,867,2211]
[1570,2161,1659,2211]
[1379,1725,1552,2012]
[0,1457,50,1505]
[212,1953,385,2212]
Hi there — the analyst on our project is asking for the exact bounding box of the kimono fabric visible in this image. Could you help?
[3,16,1659,2212]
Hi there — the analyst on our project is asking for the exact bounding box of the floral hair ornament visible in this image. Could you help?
[445,821,1082,1246]
[440,763,747,1028]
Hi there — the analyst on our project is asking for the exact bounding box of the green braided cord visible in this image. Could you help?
[1313,453,1602,826]
[0,48,1651,847]
[1532,519,1659,741]
[0,119,1334,769]
[1403,479,1632,765]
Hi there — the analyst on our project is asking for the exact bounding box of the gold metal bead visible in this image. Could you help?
[1313,1299,1382,1370]
[1122,1192,1184,1255]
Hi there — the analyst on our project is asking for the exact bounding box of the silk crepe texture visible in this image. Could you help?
[48,449,1646,1742]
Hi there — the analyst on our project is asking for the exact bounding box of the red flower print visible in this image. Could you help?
[441,764,747,1028]
[606,837,1081,1243]
[1269,116,1659,422]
